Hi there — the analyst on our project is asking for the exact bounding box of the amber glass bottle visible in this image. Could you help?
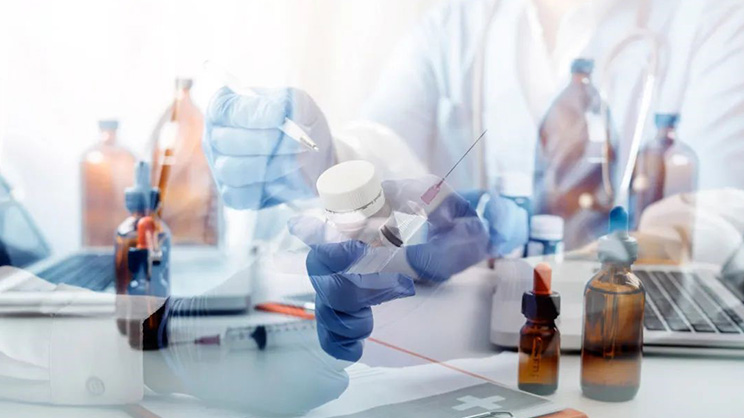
[581,207,645,402]
[518,263,561,395]
[81,120,135,246]
[630,113,698,229]
[533,58,618,250]
[151,78,219,246]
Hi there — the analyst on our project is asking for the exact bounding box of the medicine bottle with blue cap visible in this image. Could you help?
[534,58,618,249]
[581,207,645,402]
[630,113,698,229]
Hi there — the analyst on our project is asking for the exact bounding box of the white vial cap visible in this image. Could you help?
[530,215,564,241]
[316,160,385,218]
[498,172,533,198]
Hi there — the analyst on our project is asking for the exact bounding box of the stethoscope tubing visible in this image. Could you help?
[473,0,661,209]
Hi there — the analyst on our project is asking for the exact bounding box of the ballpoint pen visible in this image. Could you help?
[203,60,320,152]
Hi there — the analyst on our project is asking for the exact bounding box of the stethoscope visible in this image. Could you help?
[472,0,663,210]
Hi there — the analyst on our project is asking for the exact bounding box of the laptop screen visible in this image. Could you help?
[0,176,51,268]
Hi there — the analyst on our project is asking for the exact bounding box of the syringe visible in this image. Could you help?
[421,130,488,205]
[203,60,319,152]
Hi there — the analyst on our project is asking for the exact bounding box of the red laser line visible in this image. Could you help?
[367,337,498,385]
[261,304,497,385]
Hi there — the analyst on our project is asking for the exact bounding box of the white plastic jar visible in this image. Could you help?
[526,215,564,258]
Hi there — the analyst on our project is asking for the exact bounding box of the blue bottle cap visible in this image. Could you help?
[599,206,638,263]
[655,113,680,129]
[98,119,119,131]
[571,58,595,74]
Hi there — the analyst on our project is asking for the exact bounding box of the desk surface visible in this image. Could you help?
[0,262,741,417]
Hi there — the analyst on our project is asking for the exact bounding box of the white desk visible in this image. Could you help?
[0,261,740,417]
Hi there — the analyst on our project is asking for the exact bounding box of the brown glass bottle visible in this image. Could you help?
[81,120,135,246]
[533,58,618,250]
[150,78,220,246]
[630,113,698,229]
[518,263,561,395]
[581,207,645,402]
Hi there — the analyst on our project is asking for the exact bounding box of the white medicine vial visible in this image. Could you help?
[316,160,390,238]
[526,215,564,258]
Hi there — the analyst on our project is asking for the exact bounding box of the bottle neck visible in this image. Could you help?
[175,87,191,101]
[655,127,676,143]
[600,261,632,275]
[526,317,556,326]
[100,129,117,145]
[572,72,591,84]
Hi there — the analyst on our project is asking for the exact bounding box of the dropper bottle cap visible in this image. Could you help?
[598,207,638,263]
[125,161,160,214]
[522,263,561,321]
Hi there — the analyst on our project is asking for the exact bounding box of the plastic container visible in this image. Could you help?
[526,215,564,258]
[81,120,136,246]
[317,161,427,274]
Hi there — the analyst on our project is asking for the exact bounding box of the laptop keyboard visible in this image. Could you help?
[37,253,115,291]
[636,270,744,334]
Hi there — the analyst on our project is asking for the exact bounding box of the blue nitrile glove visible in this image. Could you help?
[461,190,529,257]
[404,189,490,282]
[203,87,335,209]
[304,238,415,362]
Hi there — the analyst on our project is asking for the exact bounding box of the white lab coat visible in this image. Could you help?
[342,0,744,195]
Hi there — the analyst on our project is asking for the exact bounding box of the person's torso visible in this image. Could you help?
[429,0,702,192]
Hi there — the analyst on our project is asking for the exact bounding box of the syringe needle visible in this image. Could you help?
[420,130,487,205]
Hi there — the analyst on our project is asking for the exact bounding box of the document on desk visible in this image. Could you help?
[307,355,562,418]
[139,355,567,418]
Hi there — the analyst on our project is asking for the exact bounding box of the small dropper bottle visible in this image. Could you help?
[581,207,645,402]
[518,262,561,395]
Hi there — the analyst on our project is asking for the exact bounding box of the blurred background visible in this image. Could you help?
[0,0,438,254]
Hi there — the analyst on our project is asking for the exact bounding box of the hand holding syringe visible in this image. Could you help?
[331,130,488,275]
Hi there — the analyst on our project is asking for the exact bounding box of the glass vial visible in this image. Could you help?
[581,207,645,402]
[518,263,561,395]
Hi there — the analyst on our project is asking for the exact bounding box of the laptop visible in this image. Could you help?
[490,253,744,355]
[0,174,251,314]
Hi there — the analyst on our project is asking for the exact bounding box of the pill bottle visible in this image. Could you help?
[316,160,391,241]
[526,215,564,258]
[316,161,427,275]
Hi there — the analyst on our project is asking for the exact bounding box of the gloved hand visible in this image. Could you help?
[203,87,335,209]
[293,231,415,362]
[288,177,492,361]
[402,186,491,282]
[460,190,529,257]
